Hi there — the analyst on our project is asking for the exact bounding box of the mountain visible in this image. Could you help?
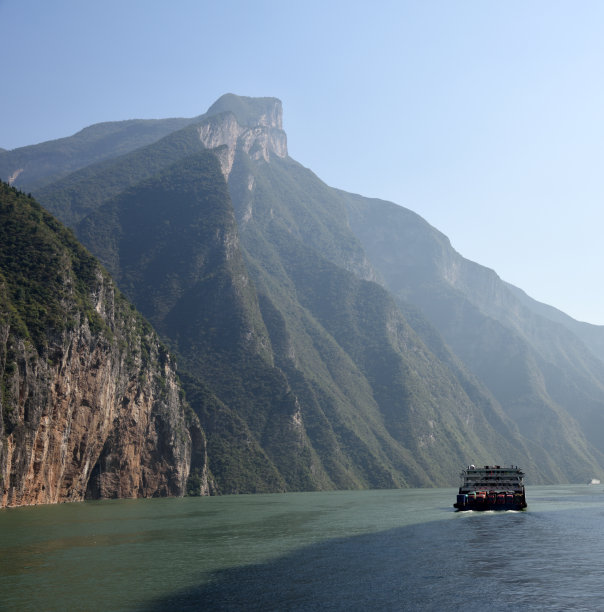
[505,283,604,364]
[33,97,286,228]
[0,116,199,191]
[29,96,532,488]
[0,181,212,507]
[5,93,604,495]
[78,150,315,492]
[343,194,604,481]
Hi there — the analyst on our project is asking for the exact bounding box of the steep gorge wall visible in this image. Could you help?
[0,182,206,507]
[0,276,197,507]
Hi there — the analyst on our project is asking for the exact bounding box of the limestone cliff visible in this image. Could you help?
[197,94,287,179]
[0,182,204,507]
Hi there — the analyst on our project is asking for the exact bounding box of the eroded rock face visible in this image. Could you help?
[0,271,196,508]
[196,102,288,179]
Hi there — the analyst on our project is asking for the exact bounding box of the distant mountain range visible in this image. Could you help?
[2,93,604,503]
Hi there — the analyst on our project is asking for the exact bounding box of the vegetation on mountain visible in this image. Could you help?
[343,192,604,482]
[37,124,209,226]
[75,151,323,492]
[228,150,543,484]
[0,117,198,191]
[75,144,512,487]
[0,181,201,506]
[0,182,104,349]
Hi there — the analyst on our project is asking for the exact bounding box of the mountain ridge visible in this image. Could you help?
[0,116,201,191]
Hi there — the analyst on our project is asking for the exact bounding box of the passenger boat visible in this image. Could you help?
[453,465,527,511]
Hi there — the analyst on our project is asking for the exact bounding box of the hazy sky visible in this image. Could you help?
[3,1,604,324]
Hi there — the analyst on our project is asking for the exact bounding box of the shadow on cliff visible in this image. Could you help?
[143,506,604,611]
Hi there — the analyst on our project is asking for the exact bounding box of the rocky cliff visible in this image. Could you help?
[199,94,288,179]
[0,181,204,507]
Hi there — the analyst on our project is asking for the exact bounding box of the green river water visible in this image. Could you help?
[2,486,604,610]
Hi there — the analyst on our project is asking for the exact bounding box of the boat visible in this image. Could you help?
[453,465,527,511]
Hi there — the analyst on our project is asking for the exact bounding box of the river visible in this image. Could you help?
[2,485,604,610]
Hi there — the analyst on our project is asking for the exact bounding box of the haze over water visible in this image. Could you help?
[2,485,604,610]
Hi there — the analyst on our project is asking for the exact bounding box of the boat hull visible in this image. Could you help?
[454,491,527,511]
[453,501,527,511]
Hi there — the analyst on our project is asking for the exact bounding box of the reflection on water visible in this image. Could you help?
[2,486,604,610]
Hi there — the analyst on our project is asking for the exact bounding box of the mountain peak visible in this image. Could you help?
[198,94,287,178]
[206,94,283,130]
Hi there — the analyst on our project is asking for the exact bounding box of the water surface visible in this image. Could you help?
[2,485,604,610]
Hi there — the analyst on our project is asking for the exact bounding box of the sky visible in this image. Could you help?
[2,0,604,324]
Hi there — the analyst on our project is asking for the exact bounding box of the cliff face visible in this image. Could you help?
[1,311,191,507]
[0,182,199,507]
[198,101,287,179]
